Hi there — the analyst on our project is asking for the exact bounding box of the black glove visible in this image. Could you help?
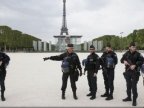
[79,70,82,76]
[43,57,50,61]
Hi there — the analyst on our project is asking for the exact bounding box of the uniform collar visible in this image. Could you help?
[128,50,137,54]
[66,51,74,55]
[90,52,95,55]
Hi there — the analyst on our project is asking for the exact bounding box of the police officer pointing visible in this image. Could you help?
[84,45,100,100]
[43,44,82,100]
[121,42,143,106]
[100,44,118,100]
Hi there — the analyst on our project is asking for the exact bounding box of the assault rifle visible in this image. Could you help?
[126,59,135,71]
[126,59,144,86]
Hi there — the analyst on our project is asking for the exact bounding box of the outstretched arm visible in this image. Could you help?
[43,53,66,61]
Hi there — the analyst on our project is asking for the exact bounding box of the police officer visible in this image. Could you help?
[121,42,143,106]
[0,48,10,101]
[100,44,118,100]
[84,45,100,100]
[43,44,82,100]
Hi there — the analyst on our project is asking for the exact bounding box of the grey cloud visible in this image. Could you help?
[67,0,110,14]
[0,0,144,43]
[0,0,61,18]
[0,0,62,41]
[84,0,111,10]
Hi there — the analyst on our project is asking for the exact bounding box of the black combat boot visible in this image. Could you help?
[132,98,137,106]
[122,97,132,102]
[90,95,96,100]
[73,91,78,100]
[105,94,113,100]
[86,92,92,96]
[61,91,65,100]
[101,92,109,97]
[90,92,96,100]
[1,90,6,101]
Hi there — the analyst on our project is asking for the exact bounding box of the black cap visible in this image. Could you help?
[129,42,136,47]
[90,45,95,49]
[67,44,73,48]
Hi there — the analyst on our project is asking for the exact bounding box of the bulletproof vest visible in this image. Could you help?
[126,51,139,65]
[86,55,97,70]
[61,53,77,73]
[106,54,115,68]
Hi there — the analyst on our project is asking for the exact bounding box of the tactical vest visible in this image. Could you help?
[124,51,141,72]
[61,53,77,73]
[86,55,97,70]
[106,54,115,68]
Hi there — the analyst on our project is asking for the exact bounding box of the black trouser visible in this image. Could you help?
[0,71,6,93]
[102,68,114,96]
[87,70,97,96]
[61,72,77,92]
[123,70,140,100]
[102,70,109,94]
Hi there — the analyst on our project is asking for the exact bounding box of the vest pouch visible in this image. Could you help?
[61,56,71,73]
[106,57,115,68]
[86,57,96,70]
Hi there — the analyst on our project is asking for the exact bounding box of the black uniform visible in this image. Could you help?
[101,50,118,99]
[84,52,100,99]
[48,51,82,99]
[121,50,143,104]
[0,52,10,101]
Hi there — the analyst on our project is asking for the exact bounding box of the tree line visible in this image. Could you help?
[1,25,144,52]
[92,29,144,50]
[0,26,41,52]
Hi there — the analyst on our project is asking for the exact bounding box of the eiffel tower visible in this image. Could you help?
[60,0,69,35]
[54,0,82,51]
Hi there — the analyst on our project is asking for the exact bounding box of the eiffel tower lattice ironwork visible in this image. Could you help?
[60,0,69,35]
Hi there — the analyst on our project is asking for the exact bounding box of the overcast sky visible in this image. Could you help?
[0,0,144,43]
